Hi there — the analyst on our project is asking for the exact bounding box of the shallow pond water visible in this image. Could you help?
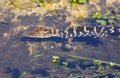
[0,0,120,78]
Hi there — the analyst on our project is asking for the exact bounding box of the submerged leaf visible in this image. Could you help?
[78,0,87,3]
[92,12,102,19]
[96,19,107,26]
[52,56,59,64]
[108,19,115,24]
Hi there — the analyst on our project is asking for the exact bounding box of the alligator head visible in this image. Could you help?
[23,26,60,38]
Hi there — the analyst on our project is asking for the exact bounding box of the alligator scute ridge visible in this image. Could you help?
[23,25,120,40]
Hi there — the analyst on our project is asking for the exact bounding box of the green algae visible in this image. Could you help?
[91,8,120,26]
[92,12,102,19]
[69,0,87,7]
[31,0,53,7]
[52,55,59,64]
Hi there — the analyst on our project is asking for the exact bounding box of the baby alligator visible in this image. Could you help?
[23,25,120,40]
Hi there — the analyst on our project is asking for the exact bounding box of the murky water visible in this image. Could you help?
[0,0,120,78]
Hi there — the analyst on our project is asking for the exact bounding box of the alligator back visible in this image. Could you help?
[23,25,120,39]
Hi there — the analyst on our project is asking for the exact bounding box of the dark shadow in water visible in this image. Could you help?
[4,67,12,74]
[31,68,50,77]
[73,37,103,46]
[3,67,21,78]
[21,36,103,46]
[21,37,67,43]
[60,37,103,51]
[11,69,21,78]
[17,13,40,26]
[42,10,71,29]
[0,21,9,25]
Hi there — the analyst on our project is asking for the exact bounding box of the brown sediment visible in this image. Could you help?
[26,42,38,56]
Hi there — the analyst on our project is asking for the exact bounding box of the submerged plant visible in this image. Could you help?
[52,56,59,64]
[91,9,119,26]
[108,19,115,24]
[69,0,87,7]
[69,0,77,7]
[93,60,102,65]
[31,0,44,7]
[92,12,107,26]
[92,12,102,19]
[109,62,116,67]
[96,19,107,26]
[78,0,87,4]
[31,0,53,7]
[62,62,68,67]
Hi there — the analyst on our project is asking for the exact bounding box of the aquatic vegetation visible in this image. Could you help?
[31,0,44,7]
[108,19,115,24]
[69,0,87,7]
[92,12,102,19]
[91,9,120,26]
[52,56,59,64]
[62,62,68,67]
[1,0,120,77]
[96,19,107,26]
[93,60,102,65]
[52,53,120,78]
[78,0,87,3]
[69,0,77,7]
[59,57,81,69]
[92,12,107,26]
[31,0,53,7]
[109,62,116,67]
